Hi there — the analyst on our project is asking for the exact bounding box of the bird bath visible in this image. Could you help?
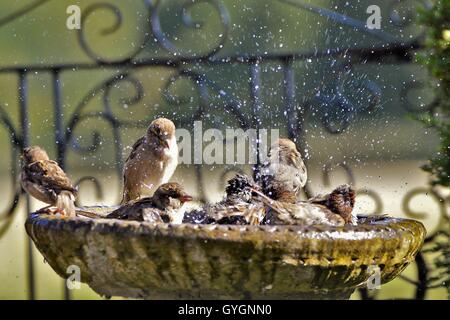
[25,207,426,300]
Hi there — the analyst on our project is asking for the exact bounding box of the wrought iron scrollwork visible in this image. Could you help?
[0,104,23,236]
[66,72,149,203]
[310,60,382,134]
[0,0,50,28]
[73,176,104,207]
[78,2,150,63]
[320,162,383,215]
[147,0,230,58]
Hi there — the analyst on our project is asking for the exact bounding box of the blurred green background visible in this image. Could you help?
[0,0,446,299]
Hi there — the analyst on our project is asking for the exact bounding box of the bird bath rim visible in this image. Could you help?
[25,208,426,299]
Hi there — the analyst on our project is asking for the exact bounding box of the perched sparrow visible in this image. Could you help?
[259,138,307,202]
[21,146,77,216]
[121,118,178,204]
[308,184,357,225]
[183,174,265,225]
[253,190,345,227]
[108,182,192,224]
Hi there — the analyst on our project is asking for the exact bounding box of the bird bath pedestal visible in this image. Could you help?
[25,208,425,299]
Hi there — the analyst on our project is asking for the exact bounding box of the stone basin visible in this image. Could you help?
[25,207,426,299]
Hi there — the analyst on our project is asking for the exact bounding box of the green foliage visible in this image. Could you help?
[416,1,450,187]
[416,114,450,186]
[416,1,450,298]
[422,231,450,298]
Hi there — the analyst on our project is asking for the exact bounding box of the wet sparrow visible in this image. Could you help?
[259,138,307,202]
[308,184,357,225]
[183,174,265,225]
[109,182,192,224]
[21,146,77,216]
[252,189,345,227]
[121,118,178,204]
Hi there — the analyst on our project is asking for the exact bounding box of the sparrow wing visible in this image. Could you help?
[121,136,147,204]
[290,151,307,188]
[124,136,146,163]
[26,160,76,194]
[107,197,153,220]
[142,207,165,223]
[286,149,299,167]
[183,209,216,224]
[107,203,133,219]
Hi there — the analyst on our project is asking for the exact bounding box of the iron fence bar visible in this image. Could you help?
[283,56,312,198]
[52,69,66,166]
[0,0,50,28]
[249,60,262,179]
[51,69,71,300]
[0,41,420,74]
[415,253,428,299]
[283,57,297,142]
[19,71,28,149]
[196,77,210,202]
[19,70,35,300]
[279,0,398,42]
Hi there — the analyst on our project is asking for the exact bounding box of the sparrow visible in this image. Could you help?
[121,118,178,204]
[108,182,193,224]
[21,146,77,216]
[253,189,345,227]
[259,138,307,202]
[308,184,357,225]
[183,174,265,225]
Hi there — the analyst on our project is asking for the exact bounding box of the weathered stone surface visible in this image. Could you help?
[25,208,426,299]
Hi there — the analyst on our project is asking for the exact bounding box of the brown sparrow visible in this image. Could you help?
[109,182,192,224]
[121,118,178,204]
[21,146,77,216]
[308,184,357,225]
[183,174,265,225]
[259,138,307,201]
[253,189,345,227]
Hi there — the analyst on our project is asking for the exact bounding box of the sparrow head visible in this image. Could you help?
[269,138,301,162]
[327,184,356,217]
[147,118,176,149]
[22,146,50,164]
[276,138,297,150]
[225,174,260,202]
[152,182,193,210]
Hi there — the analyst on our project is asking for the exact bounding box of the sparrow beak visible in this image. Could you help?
[161,139,170,149]
[179,194,193,203]
[156,135,169,148]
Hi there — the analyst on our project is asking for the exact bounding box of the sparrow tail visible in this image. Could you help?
[56,191,76,217]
